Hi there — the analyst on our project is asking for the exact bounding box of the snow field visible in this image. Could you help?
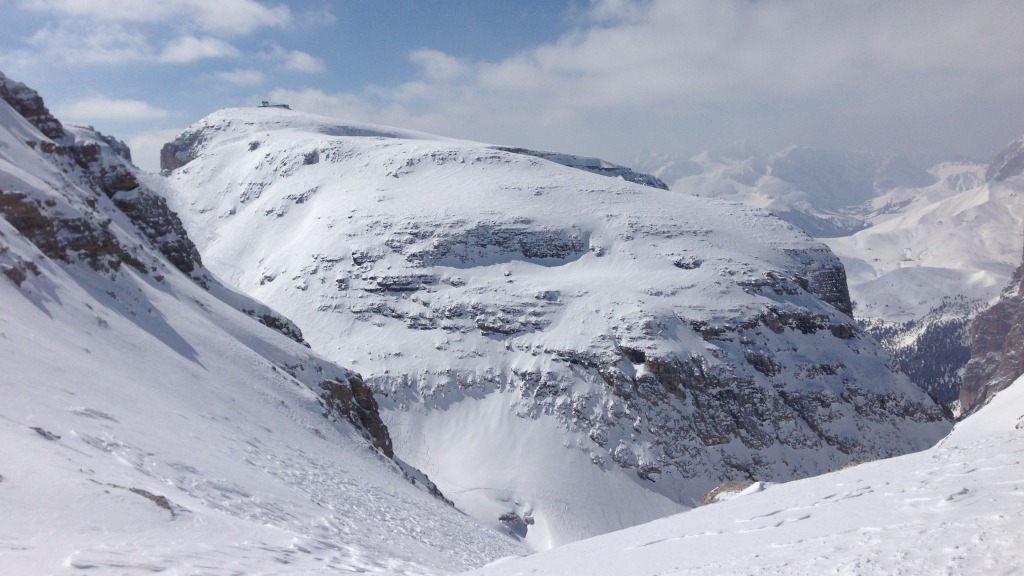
[464,374,1024,576]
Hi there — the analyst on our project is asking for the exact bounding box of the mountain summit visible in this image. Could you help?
[158,107,950,549]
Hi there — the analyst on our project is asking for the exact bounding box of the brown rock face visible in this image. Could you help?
[0,191,147,274]
[319,376,395,458]
[0,71,65,140]
[960,240,1024,413]
[160,128,207,172]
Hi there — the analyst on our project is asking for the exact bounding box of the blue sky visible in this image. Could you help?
[2,0,1024,172]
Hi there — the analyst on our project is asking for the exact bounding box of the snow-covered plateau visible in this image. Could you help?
[157,107,950,549]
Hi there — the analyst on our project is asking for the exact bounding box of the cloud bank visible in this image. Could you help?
[270,0,1024,163]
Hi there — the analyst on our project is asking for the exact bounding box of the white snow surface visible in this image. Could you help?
[825,161,1024,322]
[0,92,522,575]
[158,107,949,550]
[464,374,1024,576]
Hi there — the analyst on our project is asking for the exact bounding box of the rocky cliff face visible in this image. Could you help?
[0,72,396,458]
[958,139,1024,412]
[0,71,65,141]
[863,295,983,408]
[960,241,1024,413]
[159,107,951,548]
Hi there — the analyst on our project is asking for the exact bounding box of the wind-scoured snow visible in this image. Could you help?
[0,79,522,575]
[464,374,1024,576]
[159,107,949,550]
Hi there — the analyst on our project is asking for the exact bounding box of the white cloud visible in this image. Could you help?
[188,0,291,36]
[26,22,151,64]
[267,0,1024,165]
[281,50,324,73]
[59,97,169,121]
[263,45,324,73]
[159,36,239,63]
[410,49,466,82]
[216,68,265,86]
[22,0,291,35]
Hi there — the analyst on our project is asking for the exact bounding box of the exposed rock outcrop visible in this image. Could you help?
[0,71,65,140]
[320,375,394,458]
[160,128,206,172]
[960,240,1024,414]
[66,125,203,276]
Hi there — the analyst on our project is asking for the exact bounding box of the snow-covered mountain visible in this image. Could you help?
[465,371,1024,576]
[158,107,950,550]
[826,157,1024,407]
[637,146,1024,408]
[634,147,935,238]
[0,71,522,574]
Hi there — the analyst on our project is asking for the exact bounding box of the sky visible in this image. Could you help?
[2,0,1024,172]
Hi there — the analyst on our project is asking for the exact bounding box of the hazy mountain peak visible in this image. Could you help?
[986,134,1024,182]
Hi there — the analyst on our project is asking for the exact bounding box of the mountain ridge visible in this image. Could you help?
[0,70,523,574]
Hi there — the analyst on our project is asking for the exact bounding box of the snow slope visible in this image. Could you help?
[159,107,949,550]
[0,73,522,575]
[465,374,1024,576]
[0,255,520,575]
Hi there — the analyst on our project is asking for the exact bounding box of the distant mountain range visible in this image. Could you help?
[634,145,1024,409]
